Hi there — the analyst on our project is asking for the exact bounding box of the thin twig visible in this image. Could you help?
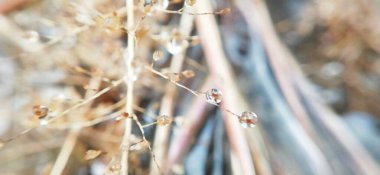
[0,78,124,144]
[50,77,102,175]
[131,115,163,174]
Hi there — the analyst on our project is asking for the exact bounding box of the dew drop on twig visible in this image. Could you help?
[157,115,173,126]
[33,105,56,126]
[166,30,188,55]
[205,88,223,104]
[33,105,49,118]
[238,111,258,128]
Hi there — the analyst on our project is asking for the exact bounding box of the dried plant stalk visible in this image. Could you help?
[195,0,256,174]
[50,77,101,175]
[120,0,136,174]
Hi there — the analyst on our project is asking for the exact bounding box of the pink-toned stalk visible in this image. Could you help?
[195,0,256,174]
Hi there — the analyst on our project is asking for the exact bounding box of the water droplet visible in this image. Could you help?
[185,0,197,7]
[157,115,173,126]
[205,88,223,104]
[23,30,40,43]
[85,150,102,160]
[238,111,258,128]
[166,30,188,55]
[33,105,49,118]
[153,50,164,61]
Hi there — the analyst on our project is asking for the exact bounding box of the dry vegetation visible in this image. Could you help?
[0,0,379,175]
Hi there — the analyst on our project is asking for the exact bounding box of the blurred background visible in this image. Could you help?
[0,0,380,174]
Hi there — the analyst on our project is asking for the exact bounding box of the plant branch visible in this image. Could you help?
[121,0,135,174]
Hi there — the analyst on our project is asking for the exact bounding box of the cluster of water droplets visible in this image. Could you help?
[204,88,259,128]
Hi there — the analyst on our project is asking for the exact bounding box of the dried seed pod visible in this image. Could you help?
[33,105,56,126]
[33,105,49,118]
[181,70,195,78]
[205,88,223,104]
[85,150,102,160]
[238,111,258,128]
[157,115,173,126]
[185,0,196,7]
[122,112,129,118]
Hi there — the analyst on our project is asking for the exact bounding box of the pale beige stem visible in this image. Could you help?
[120,0,135,174]
[50,77,101,175]
[49,128,80,175]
